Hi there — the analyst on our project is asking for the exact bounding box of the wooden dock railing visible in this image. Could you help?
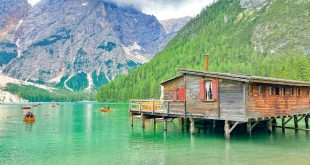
[129,99,186,116]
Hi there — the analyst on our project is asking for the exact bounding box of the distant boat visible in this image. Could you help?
[22,106,31,110]
[101,107,111,112]
[24,116,35,123]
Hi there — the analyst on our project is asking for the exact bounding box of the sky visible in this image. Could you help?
[27,0,214,20]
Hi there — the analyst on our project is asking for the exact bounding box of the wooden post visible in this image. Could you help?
[190,117,195,135]
[163,119,167,131]
[167,102,170,115]
[294,115,298,129]
[305,114,309,129]
[224,120,230,139]
[139,102,142,114]
[141,114,145,128]
[130,115,134,127]
[267,120,272,134]
[152,99,155,115]
[247,122,252,135]
[272,119,276,131]
[282,117,285,132]
[212,120,216,130]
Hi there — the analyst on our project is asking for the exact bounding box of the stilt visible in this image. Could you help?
[130,115,134,127]
[163,119,167,131]
[224,120,230,139]
[212,120,216,130]
[247,120,259,135]
[282,117,285,132]
[267,120,272,134]
[305,114,309,129]
[294,115,298,129]
[141,114,145,128]
[186,118,190,131]
[247,122,252,135]
[224,121,239,140]
[272,119,277,131]
[190,117,195,135]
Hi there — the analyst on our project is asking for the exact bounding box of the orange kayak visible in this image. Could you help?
[101,108,111,112]
[24,117,36,123]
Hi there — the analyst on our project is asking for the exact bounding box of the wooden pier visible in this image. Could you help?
[129,99,310,139]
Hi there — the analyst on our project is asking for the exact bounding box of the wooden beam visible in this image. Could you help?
[190,117,195,135]
[284,116,293,125]
[224,120,230,139]
[267,120,272,133]
[130,115,134,127]
[275,126,310,131]
[163,119,167,131]
[282,117,285,132]
[228,121,239,135]
[141,114,145,128]
[294,115,298,129]
[306,114,309,129]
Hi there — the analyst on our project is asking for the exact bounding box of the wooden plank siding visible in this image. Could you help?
[246,84,310,118]
[219,80,246,121]
[145,71,310,122]
[185,75,219,118]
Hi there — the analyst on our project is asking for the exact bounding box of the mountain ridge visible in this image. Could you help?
[0,0,188,91]
[97,0,310,101]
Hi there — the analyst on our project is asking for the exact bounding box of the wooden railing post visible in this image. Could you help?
[184,101,186,118]
[139,101,142,114]
[167,101,170,115]
[152,99,155,115]
[129,99,132,112]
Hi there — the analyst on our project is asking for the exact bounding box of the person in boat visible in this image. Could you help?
[25,111,34,118]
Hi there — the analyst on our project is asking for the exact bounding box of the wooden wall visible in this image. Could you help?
[246,84,310,118]
[219,80,246,120]
[163,76,185,100]
[185,74,219,117]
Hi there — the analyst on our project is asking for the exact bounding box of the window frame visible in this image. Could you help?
[275,86,280,96]
[297,87,301,97]
[290,87,294,96]
[269,86,273,96]
[281,87,285,96]
[204,81,213,101]
[258,85,262,96]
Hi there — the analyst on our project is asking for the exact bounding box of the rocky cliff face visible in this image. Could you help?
[2,0,171,91]
[0,0,30,67]
[160,16,191,34]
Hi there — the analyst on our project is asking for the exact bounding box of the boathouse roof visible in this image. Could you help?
[161,69,310,87]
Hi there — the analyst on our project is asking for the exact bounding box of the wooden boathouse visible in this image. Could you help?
[129,56,310,139]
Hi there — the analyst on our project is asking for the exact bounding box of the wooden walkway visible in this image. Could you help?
[129,99,310,139]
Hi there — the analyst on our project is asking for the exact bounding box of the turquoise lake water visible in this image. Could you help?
[0,103,310,165]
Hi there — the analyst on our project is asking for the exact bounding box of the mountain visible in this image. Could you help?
[97,0,310,101]
[0,0,30,67]
[160,16,191,34]
[0,0,181,91]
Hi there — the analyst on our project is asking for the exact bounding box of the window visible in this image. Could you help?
[248,85,253,96]
[290,87,294,96]
[307,88,310,96]
[269,86,273,96]
[297,87,301,96]
[275,86,280,96]
[200,80,218,101]
[281,87,285,96]
[258,85,261,96]
[205,81,213,100]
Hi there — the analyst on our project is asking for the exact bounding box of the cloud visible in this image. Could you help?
[105,0,214,20]
[28,0,214,20]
